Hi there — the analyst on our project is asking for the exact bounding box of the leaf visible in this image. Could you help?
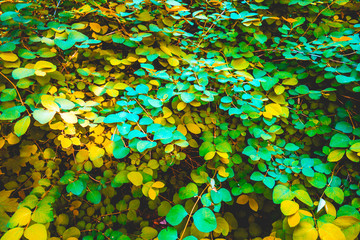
[33,109,56,124]
[66,180,85,196]
[31,205,54,223]
[127,172,143,186]
[24,224,47,240]
[288,212,300,227]
[350,143,360,152]
[12,68,35,80]
[327,149,346,162]
[137,140,157,153]
[273,185,294,204]
[193,208,217,233]
[249,198,259,212]
[236,195,249,204]
[280,200,299,216]
[231,58,249,70]
[329,133,350,148]
[294,190,313,207]
[254,33,267,44]
[0,190,18,213]
[62,227,81,239]
[141,226,158,240]
[60,112,78,124]
[180,92,195,103]
[7,207,32,228]
[179,183,198,199]
[285,143,300,151]
[318,223,346,240]
[158,227,178,240]
[86,190,101,204]
[0,227,24,240]
[325,187,344,204]
[14,116,31,137]
[165,204,188,226]
[186,123,201,134]
[307,173,327,189]
[333,216,360,240]
[263,177,275,189]
[293,222,318,240]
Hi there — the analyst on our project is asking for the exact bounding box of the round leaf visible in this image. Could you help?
[193,208,217,233]
[166,204,188,226]
[24,224,47,240]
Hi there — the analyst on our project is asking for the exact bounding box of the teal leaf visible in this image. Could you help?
[180,92,195,103]
[165,204,188,226]
[33,109,56,124]
[329,133,350,148]
[250,172,264,181]
[193,208,217,233]
[335,75,357,84]
[66,180,85,196]
[113,143,130,159]
[54,98,75,110]
[12,68,35,80]
[154,128,173,140]
[285,143,299,151]
[254,33,267,44]
[335,121,353,134]
[263,177,275,189]
[54,39,75,50]
[136,140,157,153]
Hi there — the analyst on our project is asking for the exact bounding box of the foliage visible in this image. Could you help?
[0,0,360,239]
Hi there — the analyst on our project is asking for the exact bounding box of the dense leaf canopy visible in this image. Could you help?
[1,0,360,239]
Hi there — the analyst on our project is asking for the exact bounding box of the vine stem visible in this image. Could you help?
[0,71,31,116]
[179,184,210,240]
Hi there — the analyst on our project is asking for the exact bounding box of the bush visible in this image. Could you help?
[1,0,360,239]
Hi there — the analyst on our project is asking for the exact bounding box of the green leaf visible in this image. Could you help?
[350,143,360,152]
[127,171,143,186]
[141,226,158,240]
[327,149,346,162]
[86,190,101,204]
[7,207,31,228]
[325,187,344,204]
[0,227,24,240]
[14,116,31,137]
[12,68,35,80]
[179,183,198,200]
[307,173,327,189]
[0,89,16,102]
[113,143,130,159]
[24,224,47,240]
[330,133,350,148]
[193,208,217,233]
[294,190,313,207]
[66,180,85,196]
[183,236,197,240]
[33,109,56,124]
[166,204,188,226]
[250,171,264,181]
[158,227,178,240]
[273,185,294,204]
[62,227,81,240]
[31,205,54,223]
[254,33,267,44]
[215,141,232,153]
[280,200,299,216]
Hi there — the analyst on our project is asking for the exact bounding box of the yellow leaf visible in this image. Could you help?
[186,123,201,134]
[288,212,300,227]
[318,223,346,240]
[281,200,299,216]
[152,181,165,188]
[14,116,31,137]
[8,207,31,227]
[88,145,105,161]
[168,57,179,66]
[325,201,336,216]
[236,195,249,205]
[204,151,216,160]
[110,58,122,65]
[148,187,157,200]
[217,151,228,158]
[163,107,172,118]
[90,22,101,33]
[177,102,187,111]
[217,166,229,177]
[0,52,18,62]
[7,132,20,145]
[293,222,318,240]
[165,144,174,153]
[60,112,78,124]
[177,124,187,136]
[249,198,258,212]
[149,80,160,87]
[76,149,89,163]
[282,17,297,23]
[41,95,60,112]
[331,36,352,42]
[61,138,72,148]
[231,58,249,70]
[0,138,5,149]
[71,137,81,145]
[34,60,56,72]
[166,5,189,12]
[265,103,283,117]
[24,223,47,240]
[113,82,129,90]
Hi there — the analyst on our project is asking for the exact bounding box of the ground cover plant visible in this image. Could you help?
[1,0,360,239]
